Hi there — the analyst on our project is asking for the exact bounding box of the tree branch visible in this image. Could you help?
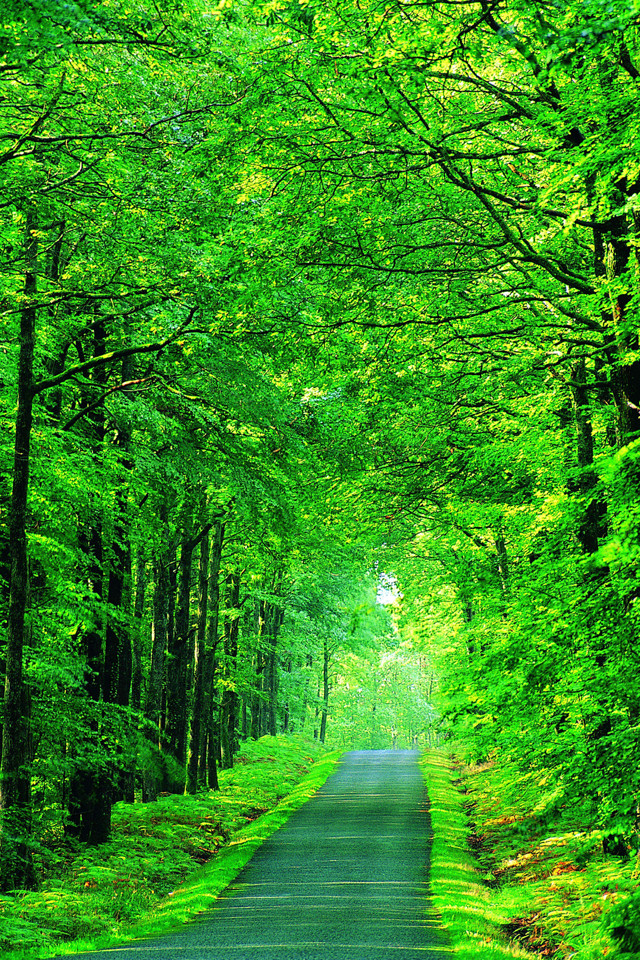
[33,306,198,396]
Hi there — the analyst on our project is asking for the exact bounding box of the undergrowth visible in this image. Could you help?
[423,750,640,959]
[462,760,640,959]
[0,736,342,959]
[421,750,529,960]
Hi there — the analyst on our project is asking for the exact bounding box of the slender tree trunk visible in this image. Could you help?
[202,520,223,791]
[106,361,134,710]
[67,631,112,843]
[68,315,116,843]
[186,531,209,794]
[250,600,264,741]
[219,572,240,770]
[282,653,292,733]
[163,555,177,737]
[167,535,194,766]
[494,519,510,596]
[570,358,605,556]
[0,210,38,891]
[265,606,284,736]
[593,186,640,442]
[131,545,146,713]
[122,544,146,803]
[319,636,330,744]
[143,521,170,802]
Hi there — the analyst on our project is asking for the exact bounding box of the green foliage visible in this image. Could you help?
[601,890,640,958]
[3,2,640,955]
[420,751,528,960]
[0,737,338,957]
[444,754,640,959]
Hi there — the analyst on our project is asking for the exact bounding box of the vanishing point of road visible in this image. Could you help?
[62,750,451,959]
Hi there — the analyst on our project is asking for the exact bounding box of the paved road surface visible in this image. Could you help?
[61,750,450,959]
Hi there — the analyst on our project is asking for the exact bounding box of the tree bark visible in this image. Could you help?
[0,209,39,890]
[166,533,194,766]
[202,520,223,791]
[219,571,240,770]
[131,545,146,713]
[319,636,330,744]
[143,518,170,802]
[264,604,284,736]
[570,359,605,556]
[186,531,209,794]
[250,601,264,740]
[67,313,116,843]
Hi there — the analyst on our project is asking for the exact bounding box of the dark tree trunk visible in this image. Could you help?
[264,604,284,737]
[67,314,116,843]
[104,536,130,706]
[121,545,146,804]
[131,545,146,713]
[106,364,134,711]
[250,600,264,739]
[143,519,170,802]
[593,184,640,442]
[494,519,510,596]
[167,534,194,766]
[283,653,292,733]
[163,555,177,736]
[219,572,240,770]
[570,358,606,556]
[186,531,209,794]
[201,520,223,791]
[0,210,38,891]
[319,636,330,745]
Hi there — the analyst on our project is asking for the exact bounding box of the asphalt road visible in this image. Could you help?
[61,750,450,959]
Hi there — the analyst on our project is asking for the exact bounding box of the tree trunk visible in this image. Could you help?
[143,522,170,802]
[250,600,264,740]
[570,358,605,556]
[0,209,38,891]
[201,520,223,791]
[593,183,640,442]
[167,534,194,766]
[264,605,284,736]
[494,519,510,596]
[282,653,292,733]
[67,314,115,843]
[106,361,134,710]
[219,572,240,770]
[131,545,146,713]
[319,636,330,744]
[186,531,209,794]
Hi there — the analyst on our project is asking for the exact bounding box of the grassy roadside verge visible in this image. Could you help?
[420,750,528,960]
[421,750,639,960]
[0,736,342,960]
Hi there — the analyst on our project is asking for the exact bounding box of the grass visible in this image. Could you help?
[0,736,343,959]
[421,750,640,960]
[421,750,530,960]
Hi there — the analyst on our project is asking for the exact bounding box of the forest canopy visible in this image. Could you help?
[2,0,640,904]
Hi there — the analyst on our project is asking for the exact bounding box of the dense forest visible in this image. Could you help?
[2,0,640,927]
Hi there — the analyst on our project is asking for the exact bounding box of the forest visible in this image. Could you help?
[2,0,640,953]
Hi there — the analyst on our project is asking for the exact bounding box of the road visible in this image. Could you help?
[60,750,450,959]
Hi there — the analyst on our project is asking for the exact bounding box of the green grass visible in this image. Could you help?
[420,750,530,960]
[421,750,639,960]
[0,736,343,959]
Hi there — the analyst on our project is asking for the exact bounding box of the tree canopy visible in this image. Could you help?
[2,0,640,924]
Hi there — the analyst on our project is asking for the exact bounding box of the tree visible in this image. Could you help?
[0,0,251,882]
